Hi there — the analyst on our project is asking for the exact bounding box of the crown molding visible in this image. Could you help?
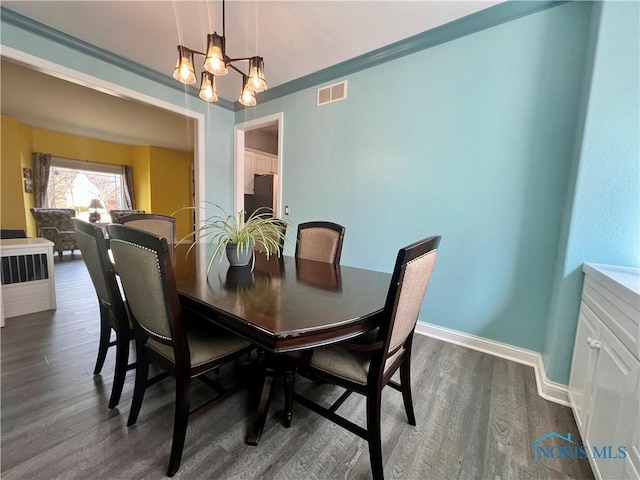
[241,0,568,110]
[1,2,567,114]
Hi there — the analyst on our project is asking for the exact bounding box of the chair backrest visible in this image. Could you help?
[106,224,188,360]
[31,208,76,232]
[73,219,128,328]
[255,219,287,255]
[378,236,441,366]
[109,209,145,223]
[295,221,345,264]
[114,214,177,245]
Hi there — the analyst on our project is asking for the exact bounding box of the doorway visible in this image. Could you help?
[1,46,206,231]
[234,113,283,218]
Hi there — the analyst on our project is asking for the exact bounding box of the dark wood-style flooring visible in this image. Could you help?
[1,255,594,479]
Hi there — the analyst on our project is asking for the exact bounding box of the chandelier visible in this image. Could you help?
[172,0,266,107]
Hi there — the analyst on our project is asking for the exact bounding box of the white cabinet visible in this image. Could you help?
[244,151,255,194]
[248,149,278,175]
[244,149,278,195]
[569,263,640,480]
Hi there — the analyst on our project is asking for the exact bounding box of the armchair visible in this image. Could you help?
[30,208,78,258]
[109,209,145,223]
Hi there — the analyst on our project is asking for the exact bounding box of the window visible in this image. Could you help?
[46,158,127,223]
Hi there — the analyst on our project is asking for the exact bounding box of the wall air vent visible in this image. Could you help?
[317,81,347,106]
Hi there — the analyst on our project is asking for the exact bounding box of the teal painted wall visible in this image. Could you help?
[0,19,237,213]
[5,1,635,385]
[237,2,593,354]
[543,2,640,384]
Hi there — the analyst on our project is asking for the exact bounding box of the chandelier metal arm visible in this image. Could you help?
[227,62,246,77]
[180,49,250,70]
[186,48,206,57]
[226,57,253,63]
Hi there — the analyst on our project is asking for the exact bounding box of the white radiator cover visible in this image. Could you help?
[1,238,56,322]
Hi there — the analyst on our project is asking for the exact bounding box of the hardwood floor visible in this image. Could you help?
[1,255,594,479]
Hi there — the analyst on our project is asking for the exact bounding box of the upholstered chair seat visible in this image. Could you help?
[310,337,404,386]
[147,327,251,369]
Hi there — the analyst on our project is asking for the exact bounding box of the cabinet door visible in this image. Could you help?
[244,151,255,194]
[270,156,279,174]
[254,153,272,175]
[587,325,640,480]
[569,302,601,434]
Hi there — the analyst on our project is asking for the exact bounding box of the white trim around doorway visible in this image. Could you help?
[0,45,207,230]
[234,112,284,217]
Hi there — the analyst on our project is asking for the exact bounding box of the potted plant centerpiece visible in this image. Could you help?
[177,204,287,272]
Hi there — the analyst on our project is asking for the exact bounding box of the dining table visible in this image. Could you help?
[172,244,392,445]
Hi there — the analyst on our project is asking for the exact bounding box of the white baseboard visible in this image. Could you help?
[414,322,570,407]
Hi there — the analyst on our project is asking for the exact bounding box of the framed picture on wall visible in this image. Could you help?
[24,179,33,194]
[22,167,32,179]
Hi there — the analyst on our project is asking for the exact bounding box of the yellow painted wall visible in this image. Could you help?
[132,146,152,213]
[1,115,33,234]
[32,128,136,166]
[148,146,194,240]
[1,115,194,238]
[19,121,36,236]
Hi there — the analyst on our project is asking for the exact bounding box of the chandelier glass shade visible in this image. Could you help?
[172,0,266,107]
[199,72,218,102]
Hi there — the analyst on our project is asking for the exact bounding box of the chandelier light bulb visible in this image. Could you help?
[199,72,218,102]
[172,46,197,85]
[246,57,267,92]
[204,33,228,76]
[239,76,257,107]
[180,64,192,81]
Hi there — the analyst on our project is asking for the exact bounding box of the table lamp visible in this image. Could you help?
[88,198,104,223]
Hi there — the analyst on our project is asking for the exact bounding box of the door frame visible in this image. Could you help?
[1,45,207,230]
[234,112,284,217]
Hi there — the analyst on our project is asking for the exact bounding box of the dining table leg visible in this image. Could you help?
[246,363,276,446]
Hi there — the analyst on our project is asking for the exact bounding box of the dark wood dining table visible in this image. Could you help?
[172,245,392,445]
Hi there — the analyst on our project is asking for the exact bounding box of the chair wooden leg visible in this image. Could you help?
[127,346,149,426]
[284,367,294,428]
[167,375,191,477]
[108,334,130,408]
[93,314,111,375]
[366,390,384,480]
[399,358,416,426]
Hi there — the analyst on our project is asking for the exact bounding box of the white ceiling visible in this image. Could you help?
[1,1,501,149]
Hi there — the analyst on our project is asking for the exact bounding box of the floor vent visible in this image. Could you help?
[317,81,347,106]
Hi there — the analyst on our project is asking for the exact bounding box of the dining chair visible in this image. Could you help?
[295,221,345,264]
[114,213,176,247]
[283,221,346,427]
[73,219,134,408]
[106,224,255,477]
[109,209,145,223]
[293,235,441,480]
[255,218,287,255]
